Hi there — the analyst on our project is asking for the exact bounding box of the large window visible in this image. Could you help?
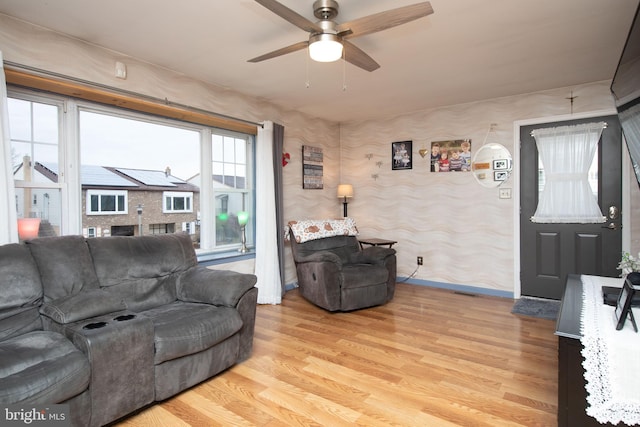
[7,88,254,255]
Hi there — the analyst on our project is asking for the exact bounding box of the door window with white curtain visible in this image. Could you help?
[530,122,606,223]
[7,87,254,256]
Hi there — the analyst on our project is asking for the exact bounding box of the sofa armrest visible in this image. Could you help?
[295,251,343,267]
[39,289,126,324]
[349,246,396,266]
[236,287,258,361]
[177,267,257,307]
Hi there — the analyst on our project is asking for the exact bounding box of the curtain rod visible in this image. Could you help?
[529,121,607,136]
[3,60,263,129]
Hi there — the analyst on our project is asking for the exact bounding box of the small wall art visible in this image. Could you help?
[392,141,412,170]
[430,139,472,172]
[302,145,323,189]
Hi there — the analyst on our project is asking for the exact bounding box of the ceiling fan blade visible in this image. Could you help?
[248,40,309,63]
[343,40,380,72]
[337,2,434,39]
[254,0,322,33]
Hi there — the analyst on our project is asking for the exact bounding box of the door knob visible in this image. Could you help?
[608,205,619,220]
[602,222,619,230]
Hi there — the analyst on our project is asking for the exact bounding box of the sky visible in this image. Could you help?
[8,97,202,181]
[79,111,200,180]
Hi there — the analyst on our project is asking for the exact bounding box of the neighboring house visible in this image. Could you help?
[13,157,62,237]
[187,173,248,246]
[30,162,200,241]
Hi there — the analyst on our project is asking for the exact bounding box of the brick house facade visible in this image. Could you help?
[35,163,200,244]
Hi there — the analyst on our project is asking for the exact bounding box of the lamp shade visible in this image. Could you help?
[337,184,354,199]
[17,218,41,240]
[237,211,249,227]
[309,33,343,62]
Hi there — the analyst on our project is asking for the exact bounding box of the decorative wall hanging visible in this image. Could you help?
[302,145,323,189]
[392,141,412,170]
[282,152,290,167]
[430,139,472,172]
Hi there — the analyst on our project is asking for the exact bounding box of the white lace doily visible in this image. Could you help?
[580,275,640,425]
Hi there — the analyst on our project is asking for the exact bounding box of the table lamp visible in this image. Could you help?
[337,184,353,217]
[17,218,41,240]
[237,211,249,253]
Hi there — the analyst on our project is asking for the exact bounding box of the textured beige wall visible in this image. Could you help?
[340,83,640,294]
[1,14,638,295]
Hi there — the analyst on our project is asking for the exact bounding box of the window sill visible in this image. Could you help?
[197,249,255,267]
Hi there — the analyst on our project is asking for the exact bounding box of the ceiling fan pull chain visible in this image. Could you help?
[306,45,311,88]
[342,49,347,91]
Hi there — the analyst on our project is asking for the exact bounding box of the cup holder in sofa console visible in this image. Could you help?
[83,321,108,330]
[114,314,136,322]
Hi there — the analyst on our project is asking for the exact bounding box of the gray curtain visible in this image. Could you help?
[272,123,285,296]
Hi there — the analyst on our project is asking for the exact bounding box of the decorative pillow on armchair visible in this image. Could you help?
[288,218,358,243]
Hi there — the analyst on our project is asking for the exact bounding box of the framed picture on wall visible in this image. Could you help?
[392,141,412,170]
[493,159,510,170]
[494,171,509,181]
[430,139,472,172]
[302,145,323,189]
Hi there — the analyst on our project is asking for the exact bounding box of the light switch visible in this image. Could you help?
[499,188,512,199]
[115,61,127,79]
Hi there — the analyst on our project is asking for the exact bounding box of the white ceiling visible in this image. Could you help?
[0,0,638,123]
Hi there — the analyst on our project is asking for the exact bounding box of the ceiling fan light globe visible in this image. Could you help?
[309,34,343,62]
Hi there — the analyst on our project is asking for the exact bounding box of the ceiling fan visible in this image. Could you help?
[248,0,434,72]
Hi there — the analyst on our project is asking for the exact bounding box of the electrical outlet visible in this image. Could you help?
[417,256,423,266]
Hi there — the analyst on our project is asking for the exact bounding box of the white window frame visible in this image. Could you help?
[8,87,255,256]
[205,130,254,251]
[163,191,193,213]
[86,190,128,215]
[8,90,68,231]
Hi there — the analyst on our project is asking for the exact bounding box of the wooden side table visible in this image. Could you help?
[358,238,397,250]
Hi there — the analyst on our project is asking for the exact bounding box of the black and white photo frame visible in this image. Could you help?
[392,141,412,170]
[494,170,509,181]
[492,158,511,170]
[615,276,638,332]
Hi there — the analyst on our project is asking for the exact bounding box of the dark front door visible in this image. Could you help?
[520,115,623,299]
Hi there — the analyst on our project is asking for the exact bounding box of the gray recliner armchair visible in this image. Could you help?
[288,220,396,312]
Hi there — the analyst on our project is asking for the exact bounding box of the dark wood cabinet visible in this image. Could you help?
[556,274,633,427]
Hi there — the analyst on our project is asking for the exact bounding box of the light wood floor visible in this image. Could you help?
[117,283,559,426]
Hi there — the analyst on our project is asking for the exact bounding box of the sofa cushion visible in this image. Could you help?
[27,236,100,301]
[0,243,44,341]
[86,234,197,287]
[39,289,127,324]
[291,235,361,263]
[0,331,90,404]
[140,302,242,364]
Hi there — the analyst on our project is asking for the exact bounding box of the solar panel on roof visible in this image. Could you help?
[116,168,179,187]
[82,165,138,187]
[40,163,137,187]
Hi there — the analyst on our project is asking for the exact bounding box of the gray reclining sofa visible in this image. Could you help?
[0,233,258,426]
